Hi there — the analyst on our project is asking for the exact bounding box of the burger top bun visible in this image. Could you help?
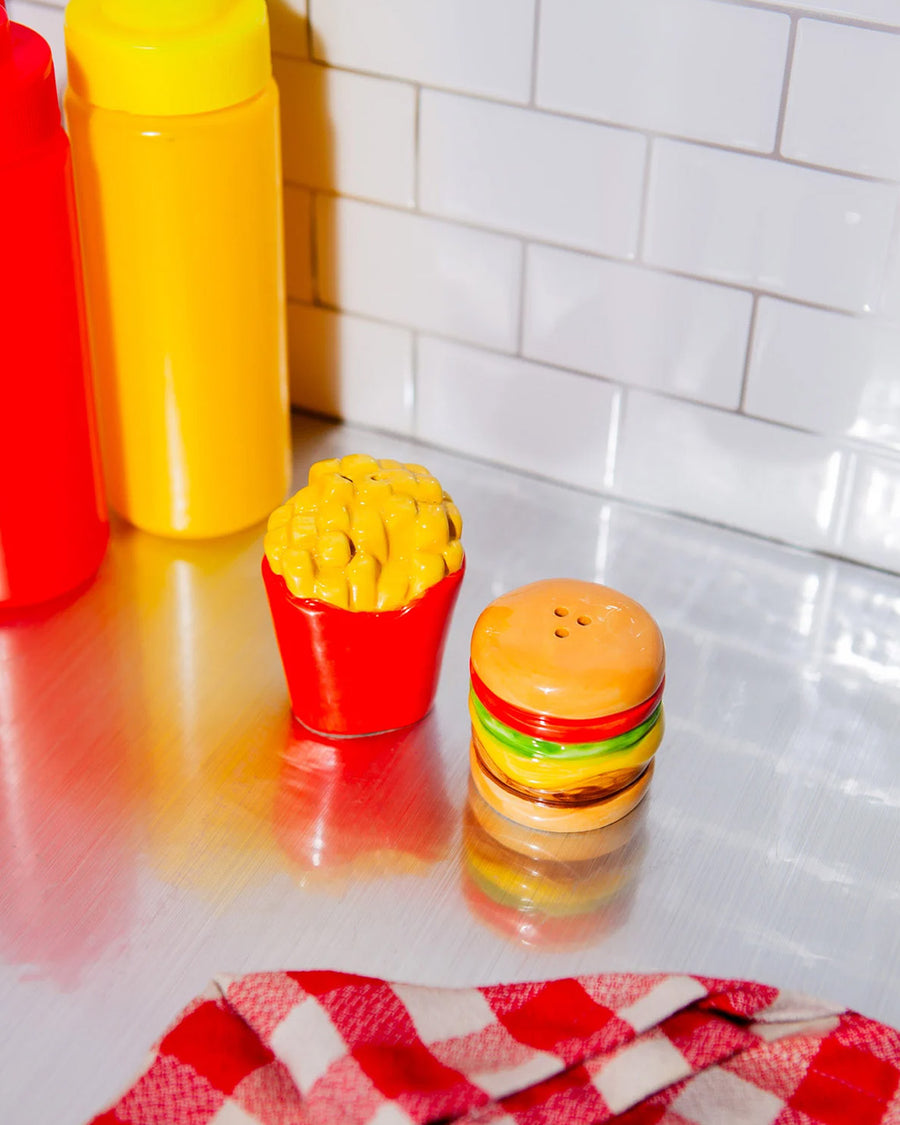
[471,579,664,721]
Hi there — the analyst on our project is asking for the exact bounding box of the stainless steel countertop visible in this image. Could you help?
[2,414,898,1124]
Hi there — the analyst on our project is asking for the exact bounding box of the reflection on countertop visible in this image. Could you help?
[462,781,647,951]
[0,575,142,987]
[275,715,452,887]
[108,524,291,900]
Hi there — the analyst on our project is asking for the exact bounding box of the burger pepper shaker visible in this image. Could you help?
[469,579,665,832]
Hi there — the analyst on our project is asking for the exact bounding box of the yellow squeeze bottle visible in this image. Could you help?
[64,0,290,538]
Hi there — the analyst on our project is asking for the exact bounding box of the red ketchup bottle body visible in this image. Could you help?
[0,2,108,612]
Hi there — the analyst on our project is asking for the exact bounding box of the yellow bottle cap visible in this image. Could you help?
[65,0,271,116]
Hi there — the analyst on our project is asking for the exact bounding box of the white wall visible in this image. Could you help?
[15,0,900,573]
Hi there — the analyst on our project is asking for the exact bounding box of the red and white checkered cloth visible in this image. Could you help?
[90,971,900,1124]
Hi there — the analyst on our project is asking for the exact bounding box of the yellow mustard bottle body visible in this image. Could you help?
[64,1,290,539]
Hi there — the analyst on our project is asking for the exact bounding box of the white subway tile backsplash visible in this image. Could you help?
[416,337,616,490]
[418,92,645,258]
[283,185,314,303]
[523,245,752,407]
[287,304,413,432]
[8,1,66,95]
[267,0,308,59]
[783,21,900,181]
[536,0,789,152]
[840,452,900,571]
[614,391,845,549]
[645,140,900,313]
[18,0,898,573]
[315,196,522,350]
[310,0,535,103]
[747,299,900,450]
[274,58,415,207]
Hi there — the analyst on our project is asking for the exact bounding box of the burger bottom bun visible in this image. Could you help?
[470,744,654,833]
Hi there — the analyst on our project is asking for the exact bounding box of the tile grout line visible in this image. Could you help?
[528,0,543,107]
[308,191,321,306]
[514,243,530,356]
[711,0,900,37]
[412,85,422,210]
[285,181,896,324]
[773,14,800,156]
[738,294,761,413]
[635,137,655,263]
[410,331,420,437]
[305,0,315,60]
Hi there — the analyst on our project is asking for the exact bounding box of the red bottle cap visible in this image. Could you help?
[0,0,61,162]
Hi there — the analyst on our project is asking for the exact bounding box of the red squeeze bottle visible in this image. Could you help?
[0,0,108,613]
